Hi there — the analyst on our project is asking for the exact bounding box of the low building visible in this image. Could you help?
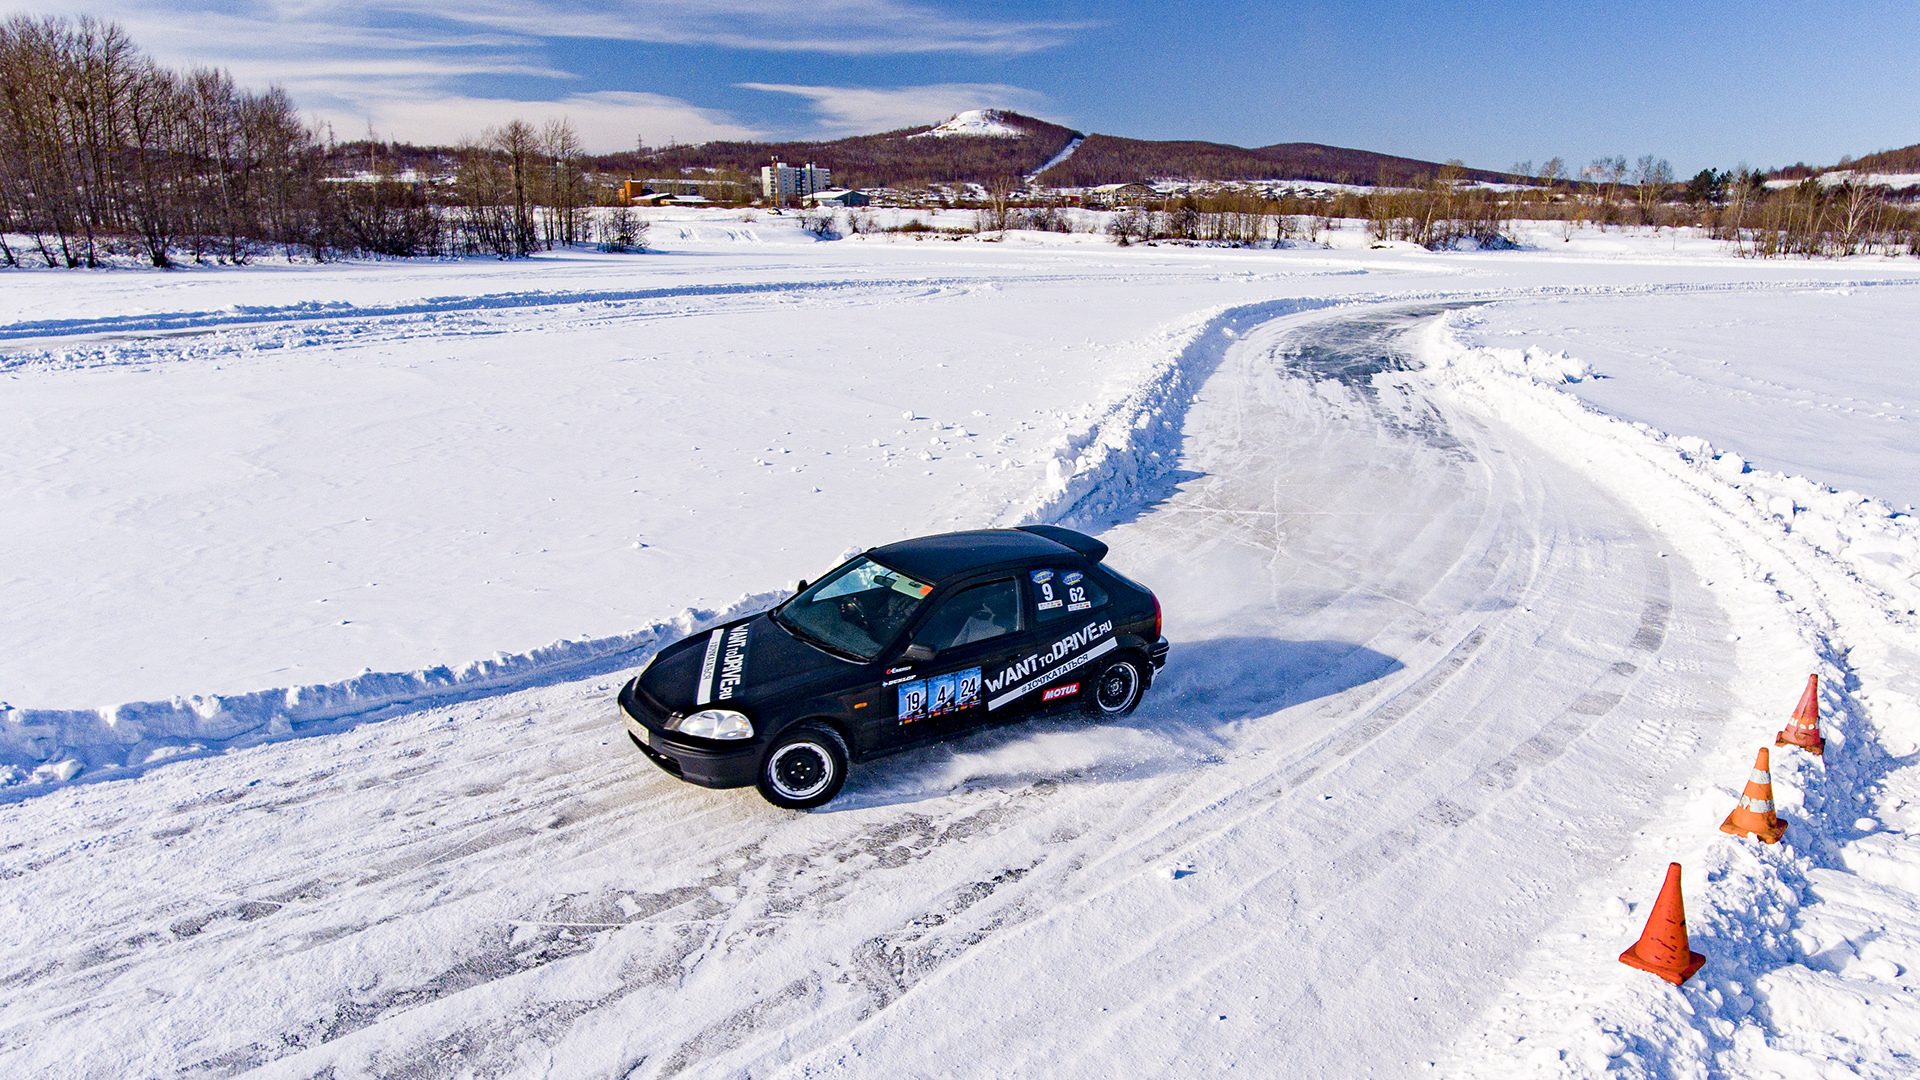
[1089,182,1154,207]
[808,189,869,207]
[619,177,744,205]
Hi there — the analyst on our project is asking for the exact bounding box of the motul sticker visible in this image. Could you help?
[1042,683,1079,702]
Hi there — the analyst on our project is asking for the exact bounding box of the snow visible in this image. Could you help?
[910,109,1028,139]
[4,212,1920,1078]
[1766,171,1920,190]
[1028,134,1085,182]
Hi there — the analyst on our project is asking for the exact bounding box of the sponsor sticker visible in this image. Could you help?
[1042,683,1079,702]
[695,628,724,705]
[1063,571,1084,586]
[1068,601,1092,612]
[1030,569,1053,584]
[715,623,750,701]
[985,619,1117,711]
[1037,599,1064,610]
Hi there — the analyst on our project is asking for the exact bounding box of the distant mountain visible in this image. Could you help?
[599,111,1521,190]
[618,112,1079,189]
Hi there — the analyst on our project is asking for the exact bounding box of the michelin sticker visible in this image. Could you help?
[986,618,1116,711]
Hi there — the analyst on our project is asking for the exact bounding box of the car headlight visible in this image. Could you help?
[669,709,755,740]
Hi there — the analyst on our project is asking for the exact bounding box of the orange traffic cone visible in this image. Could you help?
[1719,748,1788,843]
[1776,674,1825,755]
[1619,863,1706,985]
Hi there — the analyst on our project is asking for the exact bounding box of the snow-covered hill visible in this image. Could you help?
[909,108,1030,138]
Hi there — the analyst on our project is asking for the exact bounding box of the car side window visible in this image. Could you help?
[1030,567,1108,624]
[913,579,1021,652]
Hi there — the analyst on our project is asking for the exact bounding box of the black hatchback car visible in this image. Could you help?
[616,525,1169,808]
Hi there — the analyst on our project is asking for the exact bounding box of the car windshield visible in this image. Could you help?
[775,556,934,661]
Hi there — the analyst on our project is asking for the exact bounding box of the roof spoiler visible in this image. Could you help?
[1015,524,1109,563]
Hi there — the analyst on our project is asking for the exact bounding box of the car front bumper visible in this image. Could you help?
[619,698,760,789]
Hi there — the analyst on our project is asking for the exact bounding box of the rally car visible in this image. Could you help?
[616,525,1169,808]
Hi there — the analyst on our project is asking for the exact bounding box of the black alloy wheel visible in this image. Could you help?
[757,723,849,809]
[1084,655,1145,718]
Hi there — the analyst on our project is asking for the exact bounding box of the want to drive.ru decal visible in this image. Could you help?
[715,623,750,701]
[985,619,1115,711]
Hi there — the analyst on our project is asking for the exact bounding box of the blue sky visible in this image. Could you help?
[26,1,1920,172]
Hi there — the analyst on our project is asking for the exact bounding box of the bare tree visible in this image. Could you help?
[540,117,588,246]
[1631,155,1674,227]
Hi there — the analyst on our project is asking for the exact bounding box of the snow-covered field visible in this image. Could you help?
[3,213,1919,1078]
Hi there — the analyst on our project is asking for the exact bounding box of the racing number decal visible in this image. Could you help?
[929,673,958,715]
[897,680,928,723]
[1032,569,1062,611]
[898,666,982,725]
[956,668,981,709]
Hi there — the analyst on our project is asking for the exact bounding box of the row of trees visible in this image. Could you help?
[0,15,610,267]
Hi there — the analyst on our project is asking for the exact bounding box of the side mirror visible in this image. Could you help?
[902,644,936,663]
[795,579,809,593]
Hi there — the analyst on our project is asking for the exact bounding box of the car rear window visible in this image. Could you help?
[1029,566,1108,623]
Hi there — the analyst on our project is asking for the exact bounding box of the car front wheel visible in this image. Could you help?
[1084,655,1146,718]
[756,723,849,809]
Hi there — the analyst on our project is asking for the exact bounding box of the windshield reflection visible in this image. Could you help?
[776,557,932,661]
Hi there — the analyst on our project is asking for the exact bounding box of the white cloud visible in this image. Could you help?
[308,90,764,152]
[739,82,1052,137]
[389,0,1086,57]
[16,1,1079,148]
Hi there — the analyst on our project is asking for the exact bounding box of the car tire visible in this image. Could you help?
[756,723,849,809]
[1083,654,1146,718]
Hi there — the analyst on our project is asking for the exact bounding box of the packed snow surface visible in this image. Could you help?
[3,214,1920,1079]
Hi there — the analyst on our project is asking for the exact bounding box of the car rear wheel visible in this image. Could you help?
[1084,655,1146,718]
[756,723,849,809]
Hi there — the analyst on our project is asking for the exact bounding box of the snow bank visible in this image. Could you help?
[1413,314,1920,1079]
[1010,297,1343,528]
[0,294,1344,797]
[0,591,783,798]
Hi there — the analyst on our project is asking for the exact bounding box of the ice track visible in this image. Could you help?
[0,306,1735,1078]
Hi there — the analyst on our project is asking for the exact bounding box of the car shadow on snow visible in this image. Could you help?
[826,636,1401,812]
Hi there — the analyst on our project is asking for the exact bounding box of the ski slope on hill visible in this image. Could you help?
[3,217,1920,1078]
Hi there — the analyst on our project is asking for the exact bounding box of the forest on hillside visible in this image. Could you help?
[1035,135,1518,187]
[625,115,1079,189]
